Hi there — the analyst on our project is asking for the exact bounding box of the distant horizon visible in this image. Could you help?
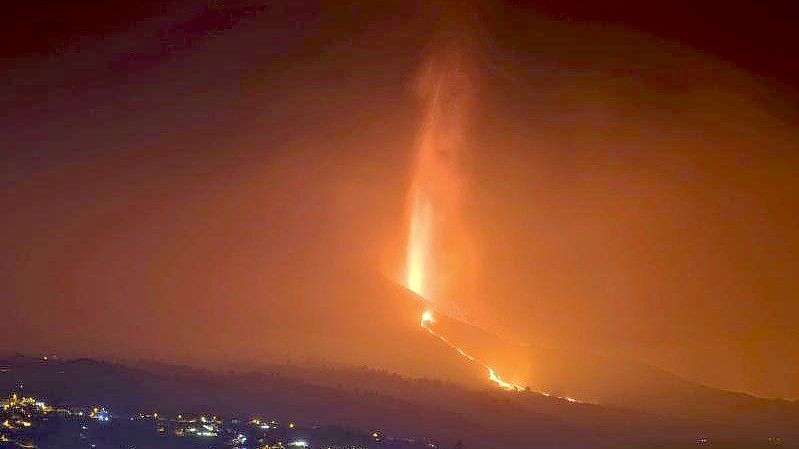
[4,351,797,403]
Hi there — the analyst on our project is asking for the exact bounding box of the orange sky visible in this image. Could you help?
[1,1,798,399]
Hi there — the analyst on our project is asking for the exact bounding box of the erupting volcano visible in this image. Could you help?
[401,38,524,392]
[404,42,475,308]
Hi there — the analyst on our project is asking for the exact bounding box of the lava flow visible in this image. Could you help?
[420,311,523,391]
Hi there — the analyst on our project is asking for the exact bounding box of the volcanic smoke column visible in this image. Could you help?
[403,30,579,398]
[405,43,475,313]
[403,38,525,393]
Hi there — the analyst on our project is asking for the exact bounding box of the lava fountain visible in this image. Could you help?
[405,42,474,309]
[403,41,523,392]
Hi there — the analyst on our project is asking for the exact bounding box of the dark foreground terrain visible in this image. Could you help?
[0,392,423,449]
[0,355,796,449]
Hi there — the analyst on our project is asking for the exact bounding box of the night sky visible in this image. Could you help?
[2,1,798,399]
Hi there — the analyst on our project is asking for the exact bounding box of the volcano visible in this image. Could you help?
[249,265,799,443]
[5,266,797,448]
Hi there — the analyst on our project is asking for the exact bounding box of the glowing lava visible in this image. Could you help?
[407,195,433,298]
[401,28,584,404]
[404,41,475,308]
[420,310,523,391]
[402,39,524,392]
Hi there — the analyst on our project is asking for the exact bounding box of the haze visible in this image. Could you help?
[2,0,798,400]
